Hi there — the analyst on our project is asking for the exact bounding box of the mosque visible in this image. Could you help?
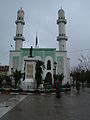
[9,8,70,90]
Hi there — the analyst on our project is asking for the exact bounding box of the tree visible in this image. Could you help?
[78,54,90,71]
[0,74,11,88]
[86,70,90,86]
[71,66,86,88]
[80,70,86,88]
[78,54,90,87]
[11,69,23,89]
[4,75,11,87]
[71,54,90,88]
[35,60,44,89]
[71,66,81,87]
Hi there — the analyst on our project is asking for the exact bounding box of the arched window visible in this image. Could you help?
[47,60,51,70]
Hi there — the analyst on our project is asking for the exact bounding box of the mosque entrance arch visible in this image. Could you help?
[46,72,52,85]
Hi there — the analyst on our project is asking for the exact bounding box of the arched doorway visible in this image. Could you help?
[46,72,52,85]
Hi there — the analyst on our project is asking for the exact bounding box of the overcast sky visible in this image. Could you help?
[0,0,90,68]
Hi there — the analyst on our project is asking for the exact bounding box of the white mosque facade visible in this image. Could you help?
[9,8,70,90]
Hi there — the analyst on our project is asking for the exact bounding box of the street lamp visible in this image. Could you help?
[53,61,57,85]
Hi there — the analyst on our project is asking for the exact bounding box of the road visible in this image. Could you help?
[0,88,90,120]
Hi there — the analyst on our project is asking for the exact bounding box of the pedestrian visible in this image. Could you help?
[56,79,61,98]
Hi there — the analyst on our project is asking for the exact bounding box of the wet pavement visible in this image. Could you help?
[0,88,90,120]
[0,94,27,118]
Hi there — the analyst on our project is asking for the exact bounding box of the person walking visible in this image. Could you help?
[56,79,61,98]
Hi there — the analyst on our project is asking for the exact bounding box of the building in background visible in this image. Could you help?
[9,8,70,90]
[0,65,9,75]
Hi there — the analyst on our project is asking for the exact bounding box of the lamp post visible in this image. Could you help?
[53,61,57,85]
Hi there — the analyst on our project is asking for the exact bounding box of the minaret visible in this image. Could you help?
[14,8,25,50]
[57,8,68,51]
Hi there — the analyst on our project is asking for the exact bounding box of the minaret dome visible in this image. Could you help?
[17,8,25,24]
[58,8,65,19]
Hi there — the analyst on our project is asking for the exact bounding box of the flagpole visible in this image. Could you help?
[35,32,38,48]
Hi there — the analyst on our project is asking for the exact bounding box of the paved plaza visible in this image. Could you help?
[0,88,90,120]
[0,94,27,118]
